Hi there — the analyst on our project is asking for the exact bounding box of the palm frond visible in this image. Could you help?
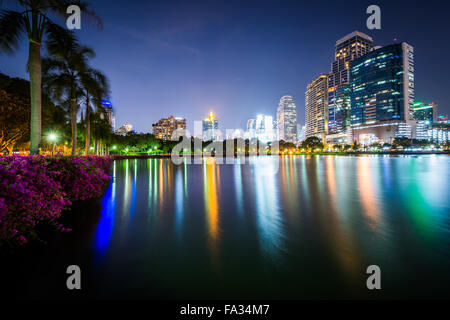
[0,10,26,53]
[45,21,78,58]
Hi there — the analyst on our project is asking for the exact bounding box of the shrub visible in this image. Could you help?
[0,156,112,246]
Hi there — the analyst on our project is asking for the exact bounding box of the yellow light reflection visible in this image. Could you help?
[357,157,380,229]
[203,160,219,241]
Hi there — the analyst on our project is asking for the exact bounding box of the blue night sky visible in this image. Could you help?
[1,0,449,133]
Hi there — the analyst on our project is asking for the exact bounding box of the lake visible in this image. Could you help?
[5,155,450,299]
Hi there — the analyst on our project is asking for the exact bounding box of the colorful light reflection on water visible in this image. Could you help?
[86,155,450,298]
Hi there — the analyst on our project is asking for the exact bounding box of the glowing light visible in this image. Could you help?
[48,133,57,142]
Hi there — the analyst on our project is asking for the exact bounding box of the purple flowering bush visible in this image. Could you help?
[37,156,112,201]
[0,156,112,246]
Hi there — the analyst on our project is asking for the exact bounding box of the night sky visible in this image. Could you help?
[1,0,449,133]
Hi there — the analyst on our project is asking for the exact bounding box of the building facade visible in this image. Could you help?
[305,75,328,140]
[255,114,275,142]
[152,115,186,141]
[202,112,219,141]
[350,42,415,143]
[437,114,449,124]
[412,102,437,122]
[246,118,256,139]
[297,124,306,142]
[277,96,298,143]
[327,31,374,143]
[115,123,133,136]
[427,123,450,144]
[101,100,115,131]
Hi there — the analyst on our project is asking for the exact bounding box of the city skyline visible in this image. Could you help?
[1,0,450,305]
[1,0,450,133]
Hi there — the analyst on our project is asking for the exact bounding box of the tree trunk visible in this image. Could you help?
[85,95,91,155]
[28,41,42,155]
[70,98,77,156]
[94,140,98,155]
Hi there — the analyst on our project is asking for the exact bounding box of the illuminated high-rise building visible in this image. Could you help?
[276,96,297,143]
[350,42,416,143]
[255,114,275,142]
[297,124,306,142]
[412,102,437,122]
[327,31,373,143]
[437,114,449,124]
[246,118,256,139]
[101,100,115,131]
[152,115,186,141]
[305,75,328,140]
[202,112,219,141]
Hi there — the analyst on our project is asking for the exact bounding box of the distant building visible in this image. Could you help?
[328,31,374,143]
[427,123,450,144]
[416,120,432,141]
[254,114,275,142]
[101,100,115,130]
[202,112,219,141]
[305,75,328,140]
[350,42,416,144]
[115,123,133,135]
[152,115,186,141]
[297,124,306,142]
[276,96,298,143]
[412,102,437,122]
[226,129,245,140]
[246,119,256,139]
[437,114,449,124]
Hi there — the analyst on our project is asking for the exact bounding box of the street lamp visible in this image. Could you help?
[48,133,57,156]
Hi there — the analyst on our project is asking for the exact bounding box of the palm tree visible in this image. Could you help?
[43,31,94,155]
[0,0,100,155]
[91,108,113,155]
[79,68,109,155]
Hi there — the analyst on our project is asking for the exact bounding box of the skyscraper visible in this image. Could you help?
[246,118,256,139]
[350,42,416,143]
[101,100,115,131]
[202,112,219,141]
[327,31,374,144]
[152,115,186,141]
[255,114,275,142]
[305,75,328,140]
[276,96,297,143]
[297,124,306,142]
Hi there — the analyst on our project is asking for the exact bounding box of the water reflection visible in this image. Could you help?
[252,157,285,262]
[89,156,450,299]
[203,159,220,242]
[94,161,117,257]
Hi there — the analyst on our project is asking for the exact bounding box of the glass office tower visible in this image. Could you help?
[327,31,373,143]
[350,43,415,143]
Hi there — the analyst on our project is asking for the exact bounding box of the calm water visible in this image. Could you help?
[6,155,450,299]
